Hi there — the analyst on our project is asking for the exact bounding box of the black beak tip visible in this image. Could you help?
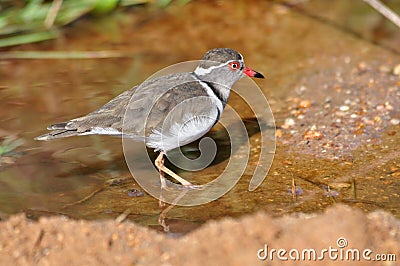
[254,72,264,79]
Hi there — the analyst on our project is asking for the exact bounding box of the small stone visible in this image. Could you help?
[379,65,391,73]
[298,100,311,109]
[358,62,367,71]
[334,86,342,92]
[344,99,352,105]
[390,118,400,125]
[385,102,394,111]
[393,64,400,76]
[291,110,303,117]
[353,123,365,135]
[282,118,295,129]
[376,105,385,112]
[339,105,350,111]
[303,129,323,140]
[295,85,307,94]
[335,111,347,117]
[276,129,282,138]
[362,117,375,126]
[391,171,400,177]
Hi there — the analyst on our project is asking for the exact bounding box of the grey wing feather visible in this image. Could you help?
[35,87,137,141]
[35,72,218,142]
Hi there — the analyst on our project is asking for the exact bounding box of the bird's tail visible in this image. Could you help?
[34,122,81,141]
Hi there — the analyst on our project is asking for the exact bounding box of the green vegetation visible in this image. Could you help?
[0,0,191,48]
[0,137,23,162]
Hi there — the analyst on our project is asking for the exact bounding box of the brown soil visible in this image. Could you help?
[1,204,399,265]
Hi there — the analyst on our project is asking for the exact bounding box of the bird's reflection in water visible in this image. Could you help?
[158,187,190,232]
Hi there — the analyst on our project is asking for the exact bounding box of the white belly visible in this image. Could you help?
[146,97,220,152]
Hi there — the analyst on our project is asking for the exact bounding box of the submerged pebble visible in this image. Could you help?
[321,185,339,197]
[288,187,304,196]
[324,190,339,197]
[127,189,144,197]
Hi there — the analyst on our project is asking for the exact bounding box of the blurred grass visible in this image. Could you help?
[0,0,191,48]
[0,137,23,157]
[0,136,24,166]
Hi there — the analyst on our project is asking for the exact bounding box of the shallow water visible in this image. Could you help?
[0,0,399,234]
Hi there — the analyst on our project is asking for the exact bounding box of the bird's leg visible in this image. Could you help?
[155,152,167,208]
[156,153,167,190]
[155,151,194,187]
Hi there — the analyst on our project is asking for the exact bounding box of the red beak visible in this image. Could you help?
[243,67,264,78]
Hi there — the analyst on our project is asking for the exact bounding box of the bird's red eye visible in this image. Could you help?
[228,61,240,71]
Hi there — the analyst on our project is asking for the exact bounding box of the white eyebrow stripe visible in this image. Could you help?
[194,60,244,76]
[194,63,226,76]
